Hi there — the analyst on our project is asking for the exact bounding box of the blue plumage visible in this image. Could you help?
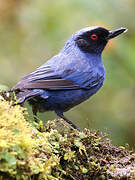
[12,26,127,130]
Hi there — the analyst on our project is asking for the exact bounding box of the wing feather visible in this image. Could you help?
[12,62,101,91]
[13,79,80,90]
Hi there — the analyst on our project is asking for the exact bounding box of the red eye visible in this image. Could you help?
[91,34,98,40]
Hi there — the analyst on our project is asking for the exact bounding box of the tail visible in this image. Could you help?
[0,87,49,106]
[0,89,41,104]
[14,90,42,104]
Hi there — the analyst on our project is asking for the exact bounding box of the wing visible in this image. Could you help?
[12,65,80,91]
[12,63,102,91]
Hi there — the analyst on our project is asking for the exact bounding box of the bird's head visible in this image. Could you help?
[69,26,127,54]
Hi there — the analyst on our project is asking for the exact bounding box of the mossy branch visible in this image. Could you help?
[0,98,134,180]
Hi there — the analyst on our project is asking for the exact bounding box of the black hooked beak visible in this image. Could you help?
[107,27,128,40]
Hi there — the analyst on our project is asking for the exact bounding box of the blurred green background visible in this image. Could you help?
[0,0,135,147]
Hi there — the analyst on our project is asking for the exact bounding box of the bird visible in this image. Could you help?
[12,26,127,130]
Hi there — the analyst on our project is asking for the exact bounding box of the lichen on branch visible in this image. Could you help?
[0,98,134,180]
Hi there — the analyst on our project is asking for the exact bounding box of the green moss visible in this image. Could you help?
[0,97,135,179]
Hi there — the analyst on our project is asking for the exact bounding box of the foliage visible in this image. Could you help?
[0,98,59,179]
[0,98,135,179]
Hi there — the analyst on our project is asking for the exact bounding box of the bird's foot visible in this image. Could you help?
[56,111,81,131]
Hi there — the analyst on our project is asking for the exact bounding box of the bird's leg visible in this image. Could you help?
[56,111,81,131]
[32,106,38,122]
